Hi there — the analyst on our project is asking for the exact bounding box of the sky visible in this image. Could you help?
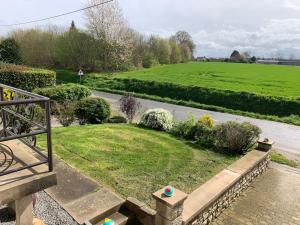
[1,0,300,58]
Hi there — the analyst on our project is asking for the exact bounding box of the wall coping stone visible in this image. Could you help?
[153,188,188,208]
[182,150,269,225]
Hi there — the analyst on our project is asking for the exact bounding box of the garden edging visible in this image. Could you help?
[145,149,270,225]
[182,149,270,225]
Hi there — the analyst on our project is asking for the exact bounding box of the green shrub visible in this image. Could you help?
[171,114,197,139]
[34,84,91,102]
[108,116,127,124]
[0,63,56,91]
[194,124,215,147]
[140,108,173,131]
[88,77,300,117]
[75,97,111,124]
[53,101,76,127]
[214,121,261,155]
[0,38,21,64]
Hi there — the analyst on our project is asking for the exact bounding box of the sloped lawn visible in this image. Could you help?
[39,124,236,204]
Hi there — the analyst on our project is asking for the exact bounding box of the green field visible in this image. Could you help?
[39,124,235,204]
[112,62,300,98]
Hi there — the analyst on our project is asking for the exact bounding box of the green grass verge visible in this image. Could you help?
[38,124,236,205]
[270,151,299,168]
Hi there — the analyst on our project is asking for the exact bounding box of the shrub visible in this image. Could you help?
[194,124,215,147]
[171,114,197,139]
[34,84,91,102]
[119,93,141,123]
[140,108,173,131]
[108,116,127,124]
[0,38,21,64]
[0,63,56,91]
[214,121,261,155]
[53,101,76,127]
[75,97,111,124]
[199,114,214,128]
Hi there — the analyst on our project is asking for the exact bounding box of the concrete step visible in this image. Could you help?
[91,212,129,225]
[64,189,125,225]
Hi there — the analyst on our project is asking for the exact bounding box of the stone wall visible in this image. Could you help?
[186,153,270,225]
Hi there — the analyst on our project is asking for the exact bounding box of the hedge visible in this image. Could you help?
[34,84,91,102]
[86,76,300,117]
[0,63,56,91]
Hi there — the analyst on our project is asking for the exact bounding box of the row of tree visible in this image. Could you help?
[0,0,195,71]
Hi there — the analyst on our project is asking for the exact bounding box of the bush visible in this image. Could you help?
[199,114,214,128]
[75,97,111,124]
[140,108,173,131]
[0,38,21,64]
[0,63,56,91]
[34,84,91,102]
[194,124,215,147]
[108,116,127,124]
[53,101,76,127]
[171,114,196,139]
[214,121,261,154]
[119,94,141,123]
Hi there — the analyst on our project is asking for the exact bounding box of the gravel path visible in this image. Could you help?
[0,191,78,225]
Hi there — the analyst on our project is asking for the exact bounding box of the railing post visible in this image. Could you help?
[0,87,8,137]
[45,100,53,172]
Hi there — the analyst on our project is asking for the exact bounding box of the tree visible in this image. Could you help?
[119,94,141,123]
[11,28,59,67]
[55,23,98,71]
[0,38,21,64]
[70,20,77,31]
[171,31,195,61]
[85,0,134,71]
[170,41,181,64]
[230,50,242,61]
[158,39,171,64]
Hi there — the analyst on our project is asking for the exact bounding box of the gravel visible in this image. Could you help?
[0,191,79,225]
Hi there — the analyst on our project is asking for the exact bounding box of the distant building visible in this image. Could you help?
[257,59,300,66]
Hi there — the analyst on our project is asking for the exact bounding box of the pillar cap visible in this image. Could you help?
[152,187,187,208]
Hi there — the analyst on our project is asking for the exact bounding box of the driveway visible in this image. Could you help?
[92,91,300,156]
[212,163,300,225]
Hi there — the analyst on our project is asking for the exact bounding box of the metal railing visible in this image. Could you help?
[0,84,53,176]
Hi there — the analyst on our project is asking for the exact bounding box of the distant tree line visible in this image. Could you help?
[0,0,195,72]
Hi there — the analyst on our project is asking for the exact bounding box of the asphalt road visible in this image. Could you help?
[93,91,300,155]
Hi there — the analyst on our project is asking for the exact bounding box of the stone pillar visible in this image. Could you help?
[152,187,187,225]
[15,195,34,225]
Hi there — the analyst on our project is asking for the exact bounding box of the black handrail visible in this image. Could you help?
[0,83,53,176]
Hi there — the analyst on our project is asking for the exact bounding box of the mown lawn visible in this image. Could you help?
[111,62,300,98]
[38,124,236,204]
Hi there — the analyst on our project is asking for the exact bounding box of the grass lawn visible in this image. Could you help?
[111,62,300,98]
[38,124,236,205]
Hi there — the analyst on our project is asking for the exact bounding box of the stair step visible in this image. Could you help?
[94,212,128,225]
[64,188,125,225]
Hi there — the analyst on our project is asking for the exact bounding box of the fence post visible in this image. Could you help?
[0,87,8,137]
[153,187,187,225]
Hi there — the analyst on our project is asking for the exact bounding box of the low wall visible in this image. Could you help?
[182,150,270,225]
[125,150,270,225]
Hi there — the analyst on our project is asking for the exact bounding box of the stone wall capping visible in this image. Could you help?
[153,187,188,208]
[182,150,270,225]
